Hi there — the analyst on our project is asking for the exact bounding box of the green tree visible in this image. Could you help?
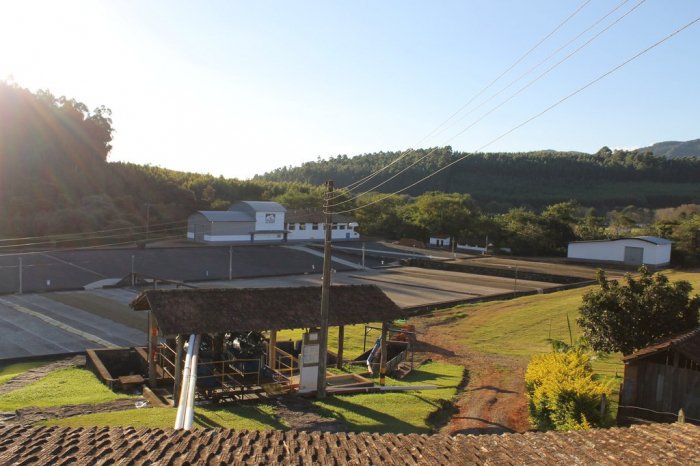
[578,267,700,355]
[408,192,478,240]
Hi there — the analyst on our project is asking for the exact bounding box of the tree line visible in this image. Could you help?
[1,82,697,263]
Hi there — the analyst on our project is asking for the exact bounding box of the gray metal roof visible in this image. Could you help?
[193,211,254,222]
[634,236,673,245]
[230,201,286,213]
[569,236,672,246]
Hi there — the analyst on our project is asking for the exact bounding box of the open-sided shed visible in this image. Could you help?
[130,285,404,397]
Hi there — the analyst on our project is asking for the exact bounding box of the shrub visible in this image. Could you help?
[525,351,611,431]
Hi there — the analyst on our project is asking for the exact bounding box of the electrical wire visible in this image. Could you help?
[328,0,594,199]
[328,0,646,209]
[330,15,700,215]
[0,220,187,243]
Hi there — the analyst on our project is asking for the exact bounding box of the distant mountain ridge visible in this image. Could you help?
[639,139,700,158]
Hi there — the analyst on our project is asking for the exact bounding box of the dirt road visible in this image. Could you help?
[413,312,531,435]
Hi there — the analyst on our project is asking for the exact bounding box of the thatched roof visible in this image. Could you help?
[130,285,403,335]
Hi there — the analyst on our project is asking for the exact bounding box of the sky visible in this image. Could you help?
[1,1,699,180]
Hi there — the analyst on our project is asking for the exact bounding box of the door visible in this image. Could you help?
[624,246,644,265]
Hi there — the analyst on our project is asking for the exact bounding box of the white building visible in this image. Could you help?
[285,209,359,241]
[187,201,287,243]
[567,236,672,268]
[429,235,451,248]
[187,203,359,244]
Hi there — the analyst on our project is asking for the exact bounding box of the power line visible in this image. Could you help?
[328,0,594,199]
[0,232,187,258]
[328,0,646,209]
[0,220,186,243]
[331,15,700,215]
[0,223,187,250]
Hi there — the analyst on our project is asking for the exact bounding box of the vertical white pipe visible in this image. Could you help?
[174,334,196,429]
[183,334,201,430]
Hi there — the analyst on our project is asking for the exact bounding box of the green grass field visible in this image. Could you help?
[41,404,285,430]
[43,361,462,433]
[0,361,48,386]
[416,270,700,415]
[0,368,133,411]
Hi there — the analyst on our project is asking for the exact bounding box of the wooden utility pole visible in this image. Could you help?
[317,180,333,398]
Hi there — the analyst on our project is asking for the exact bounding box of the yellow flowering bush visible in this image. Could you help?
[525,351,611,431]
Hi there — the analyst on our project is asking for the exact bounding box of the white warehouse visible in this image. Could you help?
[567,236,672,268]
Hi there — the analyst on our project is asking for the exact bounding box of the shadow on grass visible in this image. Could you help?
[413,341,457,357]
[199,405,287,430]
[315,396,425,434]
[450,416,515,435]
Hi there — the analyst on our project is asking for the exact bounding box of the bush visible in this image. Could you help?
[525,351,611,431]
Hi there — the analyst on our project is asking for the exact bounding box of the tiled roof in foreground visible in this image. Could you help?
[0,423,698,465]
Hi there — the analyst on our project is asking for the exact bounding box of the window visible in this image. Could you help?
[332,223,338,230]
[312,223,319,230]
[339,224,346,230]
[288,223,296,230]
[299,223,306,230]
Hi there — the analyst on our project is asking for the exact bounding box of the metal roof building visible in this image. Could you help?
[187,201,287,243]
[567,236,672,268]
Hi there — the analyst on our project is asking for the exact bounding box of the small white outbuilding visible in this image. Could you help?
[567,236,672,268]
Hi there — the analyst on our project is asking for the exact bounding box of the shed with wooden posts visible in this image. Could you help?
[129,285,404,402]
[618,326,700,425]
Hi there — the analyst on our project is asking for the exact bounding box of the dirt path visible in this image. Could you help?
[413,316,530,435]
[0,356,85,396]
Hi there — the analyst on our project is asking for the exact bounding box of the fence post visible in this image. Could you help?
[599,393,607,418]
[678,408,685,423]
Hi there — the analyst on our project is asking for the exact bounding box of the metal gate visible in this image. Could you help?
[624,246,644,265]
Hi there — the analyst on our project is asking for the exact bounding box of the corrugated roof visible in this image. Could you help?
[130,285,404,334]
[634,236,673,245]
[192,211,254,222]
[623,326,700,363]
[231,201,287,213]
[0,423,697,465]
[569,236,672,246]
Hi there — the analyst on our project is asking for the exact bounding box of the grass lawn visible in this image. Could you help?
[0,361,48,386]
[41,361,462,433]
[277,322,380,360]
[42,404,285,430]
[314,361,462,434]
[413,269,700,416]
[0,368,133,411]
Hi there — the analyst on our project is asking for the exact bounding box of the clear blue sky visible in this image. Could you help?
[1,1,698,180]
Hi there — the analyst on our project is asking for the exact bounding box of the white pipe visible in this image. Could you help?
[174,334,196,429]
[183,334,201,430]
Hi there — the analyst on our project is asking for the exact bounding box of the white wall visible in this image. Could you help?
[203,234,251,242]
[429,237,450,247]
[567,239,670,265]
[287,222,360,241]
[255,211,285,231]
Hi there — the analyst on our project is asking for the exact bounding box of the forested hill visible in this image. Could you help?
[257,146,700,210]
[0,82,321,240]
[638,139,700,159]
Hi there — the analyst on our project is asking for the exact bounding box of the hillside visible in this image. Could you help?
[257,146,700,210]
[640,138,700,159]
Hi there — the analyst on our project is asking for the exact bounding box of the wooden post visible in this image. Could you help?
[599,393,607,419]
[173,335,184,405]
[317,180,333,398]
[678,408,685,423]
[148,311,157,387]
[268,330,277,369]
[336,326,345,369]
[379,322,388,386]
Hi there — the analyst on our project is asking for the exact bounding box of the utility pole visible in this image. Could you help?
[317,180,333,398]
[145,203,151,242]
[228,246,233,280]
[362,242,366,270]
[18,257,23,294]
